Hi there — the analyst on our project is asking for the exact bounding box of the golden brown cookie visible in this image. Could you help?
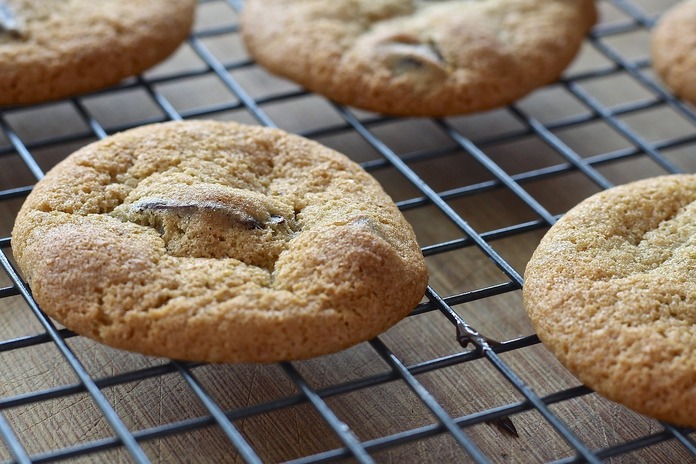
[241,0,597,116]
[0,0,196,105]
[523,175,696,427]
[12,120,428,363]
[651,0,696,105]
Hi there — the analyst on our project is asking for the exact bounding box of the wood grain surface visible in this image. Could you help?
[1,1,695,463]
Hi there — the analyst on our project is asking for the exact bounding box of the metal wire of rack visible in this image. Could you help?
[0,0,695,462]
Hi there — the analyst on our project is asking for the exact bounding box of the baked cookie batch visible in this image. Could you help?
[5,0,696,427]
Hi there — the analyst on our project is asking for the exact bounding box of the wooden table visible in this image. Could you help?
[0,1,695,462]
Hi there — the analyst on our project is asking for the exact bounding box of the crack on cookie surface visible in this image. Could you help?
[575,199,696,281]
[377,34,447,76]
[131,199,271,231]
[111,183,299,272]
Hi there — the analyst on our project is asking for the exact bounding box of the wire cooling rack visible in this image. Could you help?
[1,0,696,462]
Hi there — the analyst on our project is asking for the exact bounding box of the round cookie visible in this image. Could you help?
[0,0,196,105]
[523,175,696,427]
[11,120,428,363]
[241,0,597,116]
[651,0,696,105]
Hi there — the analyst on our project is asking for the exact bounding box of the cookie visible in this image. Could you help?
[11,120,428,363]
[241,0,597,116]
[523,175,696,427]
[651,0,696,105]
[0,0,196,105]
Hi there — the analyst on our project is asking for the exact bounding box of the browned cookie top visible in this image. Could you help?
[523,175,696,427]
[12,120,428,363]
[651,0,696,105]
[0,0,196,105]
[241,0,597,116]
